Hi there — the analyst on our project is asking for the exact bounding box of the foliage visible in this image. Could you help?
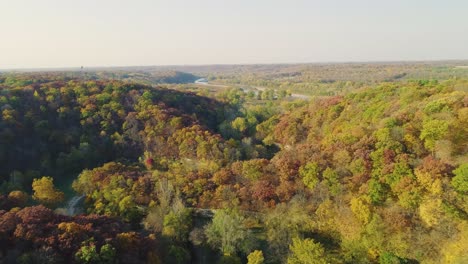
[299,162,320,190]
[0,72,467,264]
[287,237,328,264]
[162,200,192,243]
[452,164,468,193]
[32,177,64,207]
[247,250,264,264]
[0,205,158,263]
[205,209,250,256]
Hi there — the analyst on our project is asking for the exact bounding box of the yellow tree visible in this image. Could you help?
[441,222,468,263]
[419,198,444,227]
[247,250,264,264]
[32,176,64,207]
[287,237,328,264]
[350,197,372,225]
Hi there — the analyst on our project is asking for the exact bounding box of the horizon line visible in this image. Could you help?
[2,59,468,72]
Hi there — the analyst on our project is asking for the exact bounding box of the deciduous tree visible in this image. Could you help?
[32,176,64,207]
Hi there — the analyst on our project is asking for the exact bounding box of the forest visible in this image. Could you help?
[0,64,467,264]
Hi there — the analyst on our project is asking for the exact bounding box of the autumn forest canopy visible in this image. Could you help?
[0,62,467,264]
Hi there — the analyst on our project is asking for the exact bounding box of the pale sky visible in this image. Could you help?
[1,0,467,69]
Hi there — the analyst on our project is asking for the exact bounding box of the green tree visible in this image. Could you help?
[99,244,117,264]
[452,164,468,194]
[75,243,99,264]
[367,179,388,205]
[299,162,320,190]
[75,242,116,264]
[118,195,141,223]
[322,167,340,195]
[278,90,288,99]
[163,199,192,242]
[232,117,248,134]
[420,119,449,151]
[379,252,408,264]
[205,209,249,256]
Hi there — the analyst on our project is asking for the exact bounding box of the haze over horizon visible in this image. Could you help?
[1,0,468,69]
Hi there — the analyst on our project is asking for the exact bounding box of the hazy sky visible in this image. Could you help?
[1,0,467,69]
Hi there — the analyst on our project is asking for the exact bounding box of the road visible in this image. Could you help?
[194,81,230,88]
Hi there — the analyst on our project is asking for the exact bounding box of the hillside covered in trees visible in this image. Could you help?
[0,71,467,263]
[202,62,468,97]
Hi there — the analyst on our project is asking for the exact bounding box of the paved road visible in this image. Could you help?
[194,81,230,88]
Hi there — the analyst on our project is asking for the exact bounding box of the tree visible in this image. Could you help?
[452,164,468,194]
[287,237,328,264]
[162,199,192,243]
[350,197,372,225]
[8,190,29,207]
[379,252,410,264]
[322,168,340,196]
[419,198,444,227]
[118,195,142,224]
[367,179,388,205]
[420,119,449,151]
[231,117,248,134]
[278,90,288,99]
[441,221,468,263]
[75,243,99,263]
[75,241,116,264]
[32,176,64,207]
[264,199,312,261]
[299,162,320,190]
[99,244,117,264]
[205,209,249,256]
[247,250,264,264]
[241,159,269,180]
[251,180,276,202]
[143,179,177,232]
